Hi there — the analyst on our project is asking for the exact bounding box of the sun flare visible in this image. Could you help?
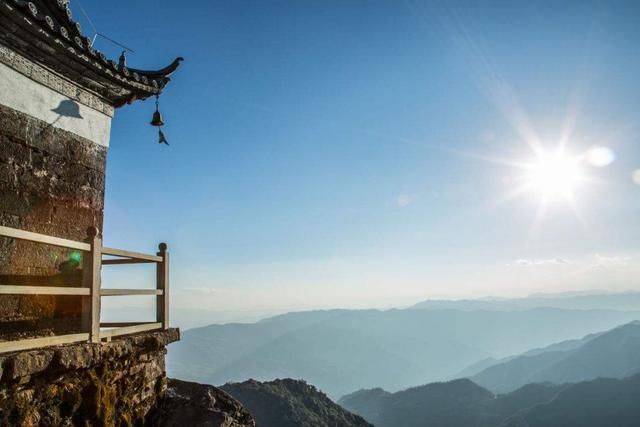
[522,150,585,201]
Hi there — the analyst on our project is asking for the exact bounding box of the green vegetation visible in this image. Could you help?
[340,376,640,427]
[221,378,371,427]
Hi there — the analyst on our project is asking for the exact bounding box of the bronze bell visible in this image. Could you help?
[150,94,164,127]
[150,109,164,127]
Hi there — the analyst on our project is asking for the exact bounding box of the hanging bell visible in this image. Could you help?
[150,109,164,126]
[150,95,164,126]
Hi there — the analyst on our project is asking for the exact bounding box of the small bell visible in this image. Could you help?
[150,96,164,126]
[150,110,164,127]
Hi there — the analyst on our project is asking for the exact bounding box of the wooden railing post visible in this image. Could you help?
[156,242,169,330]
[82,226,102,343]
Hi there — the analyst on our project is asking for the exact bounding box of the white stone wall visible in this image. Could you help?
[0,61,112,147]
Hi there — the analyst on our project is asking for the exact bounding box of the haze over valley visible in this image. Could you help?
[168,291,640,399]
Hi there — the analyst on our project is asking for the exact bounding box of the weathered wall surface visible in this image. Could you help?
[0,329,179,426]
[0,61,113,147]
[0,101,107,328]
[0,45,111,330]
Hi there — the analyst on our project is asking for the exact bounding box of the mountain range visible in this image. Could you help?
[468,321,640,392]
[187,320,640,427]
[339,375,640,427]
[412,291,640,312]
[337,320,640,426]
[168,294,640,398]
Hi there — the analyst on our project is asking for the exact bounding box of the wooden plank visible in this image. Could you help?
[100,322,156,327]
[0,225,90,251]
[86,232,102,343]
[100,289,163,296]
[0,333,90,354]
[157,244,169,329]
[102,258,156,265]
[81,249,92,337]
[101,247,162,262]
[0,285,89,296]
[99,322,162,339]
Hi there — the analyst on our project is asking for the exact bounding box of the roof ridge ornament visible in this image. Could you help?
[118,50,126,70]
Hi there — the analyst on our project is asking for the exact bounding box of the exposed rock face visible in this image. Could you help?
[222,378,372,427]
[0,329,178,426]
[150,378,256,427]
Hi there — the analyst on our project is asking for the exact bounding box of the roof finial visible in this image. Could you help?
[118,50,127,70]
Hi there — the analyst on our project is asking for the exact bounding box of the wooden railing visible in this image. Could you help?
[0,225,169,353]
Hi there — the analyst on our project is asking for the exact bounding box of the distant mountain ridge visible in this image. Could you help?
[412,291,640,312]
[168,304,640,398]
[470,321,640,392]
[501,375,640,427]
[452,327,604,379]
[340,375,640,427]
[339,378,564,426]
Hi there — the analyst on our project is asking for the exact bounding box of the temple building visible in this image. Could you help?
[0,0,181,334]
[0,1,189,424]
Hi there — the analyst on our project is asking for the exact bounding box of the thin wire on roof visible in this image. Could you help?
[71,0,135,53]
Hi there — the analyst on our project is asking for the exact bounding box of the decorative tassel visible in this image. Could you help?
[158,128,169,145]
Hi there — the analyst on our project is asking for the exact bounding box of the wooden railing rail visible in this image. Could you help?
[101,247,163,262]
[0,225,91,251]
[0,286,90,295]
[0,225,169,353]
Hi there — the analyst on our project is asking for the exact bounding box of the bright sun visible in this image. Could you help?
[475,141,612,226]
[523,150,584,201]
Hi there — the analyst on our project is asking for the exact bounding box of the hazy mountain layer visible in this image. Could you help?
[501,375,640,427]
[412,291,640,312]
[452,326,602,379]
[340,375,640,427]
[339,379,564,427]
[471,321,640,392]
[168,305,640,398]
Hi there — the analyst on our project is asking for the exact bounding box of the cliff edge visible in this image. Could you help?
[0,329,254,426]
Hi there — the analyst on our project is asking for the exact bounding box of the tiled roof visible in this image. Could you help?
[0,0,182,107]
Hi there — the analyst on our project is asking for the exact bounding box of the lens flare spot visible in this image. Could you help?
[586,146,615,167]
[69,251,82,263]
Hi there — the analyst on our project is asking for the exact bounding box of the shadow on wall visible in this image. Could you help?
[36,99,84,138]
[51,99,83,119]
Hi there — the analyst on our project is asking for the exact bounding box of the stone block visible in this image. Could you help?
[8,350,54,380]
[0,330,180,425]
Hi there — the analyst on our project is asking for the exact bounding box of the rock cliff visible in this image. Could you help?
[222,378,372,427]
[151,379,255,427]
[0,329,254,426]
[0,329,179,426]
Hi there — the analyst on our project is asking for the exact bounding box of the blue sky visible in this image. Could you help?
[76,1,640,317]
